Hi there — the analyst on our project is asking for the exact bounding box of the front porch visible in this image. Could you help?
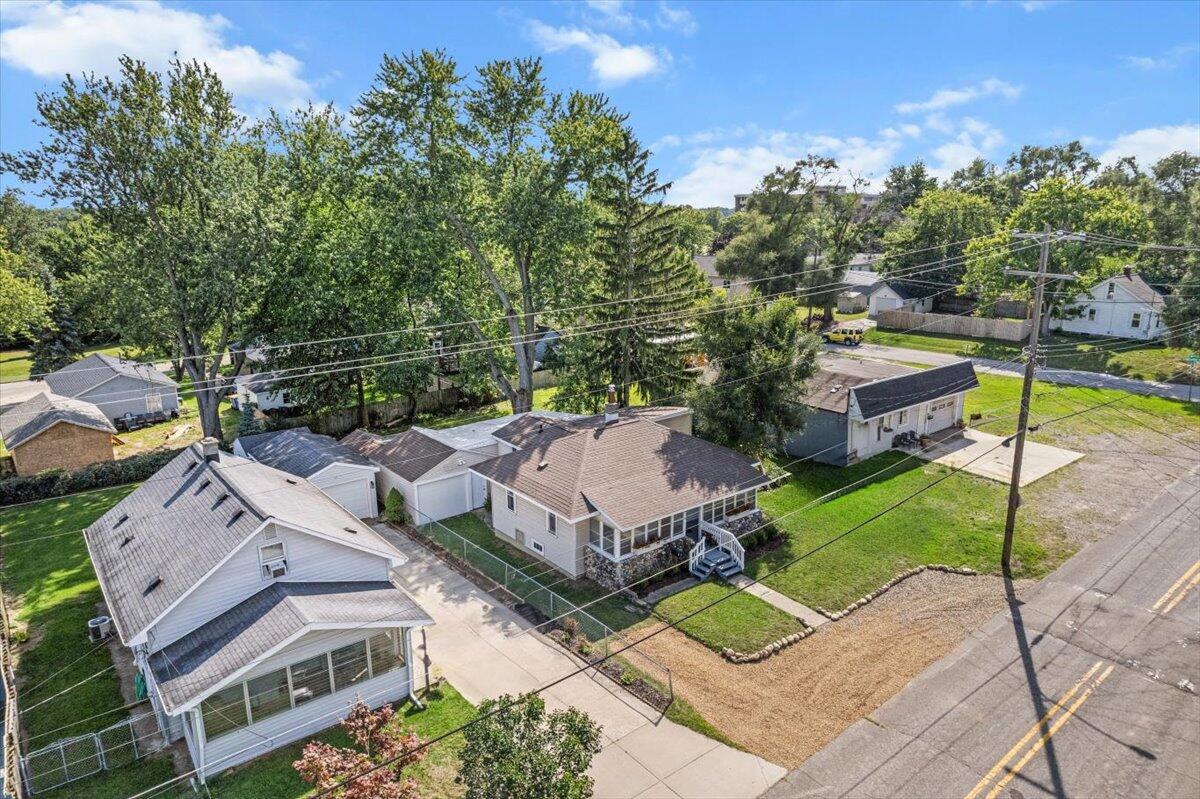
[687,511,762,581]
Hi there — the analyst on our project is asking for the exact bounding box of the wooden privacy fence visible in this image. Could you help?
[308,386,462,437]
[877,310,1033,342]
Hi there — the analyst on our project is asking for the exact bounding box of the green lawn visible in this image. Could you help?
[0,342,134,384]
[654,582,807,652]
[865,328,1198,385]
[206,682,477,799]
[0,485,180,799]
[435,513,646,633]
[753,453,1031,610]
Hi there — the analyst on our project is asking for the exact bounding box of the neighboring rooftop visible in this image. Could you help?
[471,413,768,529]
[1097,273,1165,306]
[416,411,581,451]
[241,370,285,394]
[0,392,116,450]
[43,352,177,397]
[852,360,979,420]
[148,581,430,711]
[237,427,375,478]
[801,359,916,414]
[83,442,398,642]
[341,427,456,482]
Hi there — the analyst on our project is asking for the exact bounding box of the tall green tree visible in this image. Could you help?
[1003,141,1100,202]
[881,160,938,215]
[356,51,623,413]
[0,229,51,340]
[458,694,601,799]
[962,178,1152,316]
[946,157,1011,214]
[880,189,998,298]
[691,294,819,455]
[3,57,279,440]
[28,301,85,376]
[552,130,707,412]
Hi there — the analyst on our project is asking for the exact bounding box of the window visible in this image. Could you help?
[876,422,882,442]
[1106,282,1115,299]
[618,527,632,557]
[506,490,515,512]
[246,669,290,723]
[331,641,370,692]
[531,539,545,554]
[368,631,404,675]
[722,279,731,290]
[259,542,287,579]
[589,517,601,549]
[145,392,163,413]
[289,654,333,706]
[201,684,248,739]
[1087,308,1096,321]
[601,522,615,556]
[1131,313,1142,329]
[547,513,558,536]
[899,410,907,425]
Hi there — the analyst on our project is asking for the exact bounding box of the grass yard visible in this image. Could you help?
[966,372,1200,446]
[865,328,1198,385]
[205,682,477,799]
[0,342,133,384]
[0,485,181,799]
[435,513,646,632]
[654,582,807,653]
[753,453,1036,611]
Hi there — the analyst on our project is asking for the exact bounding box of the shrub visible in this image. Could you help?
[561,616,581,640]
[383,488,410,525]
[0,448,184,506]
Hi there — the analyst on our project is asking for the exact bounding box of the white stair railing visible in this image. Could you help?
[698,520,746,573]
[688,538,707,575]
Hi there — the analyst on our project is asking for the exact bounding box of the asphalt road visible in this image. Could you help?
[766,467,1200,799]
[826,342,1199,402]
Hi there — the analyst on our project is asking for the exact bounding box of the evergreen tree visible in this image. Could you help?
[29,301,84,377]
[237,402,264,437]
[552,131,707,412]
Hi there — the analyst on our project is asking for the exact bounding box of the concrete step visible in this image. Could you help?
[716,561,743,578]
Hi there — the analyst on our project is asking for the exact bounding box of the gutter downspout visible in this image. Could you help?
[404,628,424,710]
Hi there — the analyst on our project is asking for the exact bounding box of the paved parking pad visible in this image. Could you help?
[916,428,1084,486]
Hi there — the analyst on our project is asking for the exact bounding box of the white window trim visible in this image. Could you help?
[547,512,558,536]
[531,539,545,554]
[505,490,515,512]
[258,541,288,580]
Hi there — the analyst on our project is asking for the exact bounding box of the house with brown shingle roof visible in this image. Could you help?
[469,402,769,589]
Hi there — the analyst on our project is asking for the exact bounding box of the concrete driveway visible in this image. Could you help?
[377,524,785,799]
[916,428,1084,487]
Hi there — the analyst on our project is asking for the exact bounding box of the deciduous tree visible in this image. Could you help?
[294,700,425,799]
[880,190,997,299]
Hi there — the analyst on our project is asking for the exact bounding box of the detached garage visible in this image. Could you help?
[341,428,495,523]
[233,427,379,518]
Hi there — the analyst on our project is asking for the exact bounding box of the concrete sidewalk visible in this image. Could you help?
[728,574,828,627]
[377,525,785,799]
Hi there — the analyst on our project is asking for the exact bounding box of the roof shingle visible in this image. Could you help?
[0,392,115,450]
[237,427,374,478]
[44,352,177,397]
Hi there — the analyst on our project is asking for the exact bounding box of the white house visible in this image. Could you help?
[785,358,980,466]
[83,439,430,782]
[234,371,295,412]
[868,281,935,317]
[340,412,582,522]
[43,353,180,423]
[693,254,748,295]
[1054,272,1167,340]
[234,427,381,518]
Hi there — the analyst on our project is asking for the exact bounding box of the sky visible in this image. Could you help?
[1,0,1198,208]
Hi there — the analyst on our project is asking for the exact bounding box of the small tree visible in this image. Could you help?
[237,402,264,437]
[294,700,425,799]
[28,302,84,377]
[384,488,411,526]
[458,694,601,799]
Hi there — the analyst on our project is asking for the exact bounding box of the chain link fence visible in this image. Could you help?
[406,511,672,706]
[21,712,150,795]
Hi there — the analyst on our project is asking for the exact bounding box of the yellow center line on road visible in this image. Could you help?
[963,661,1103,799]
[983,664,1115,799]
[1152,560,1200,611]
[1162,571,1200,615]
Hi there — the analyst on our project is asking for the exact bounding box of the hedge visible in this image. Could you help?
[0,447,184,506]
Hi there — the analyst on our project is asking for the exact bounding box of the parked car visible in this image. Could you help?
[822,326,864,345]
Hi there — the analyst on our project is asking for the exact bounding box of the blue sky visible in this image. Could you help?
[2,0,1198,207]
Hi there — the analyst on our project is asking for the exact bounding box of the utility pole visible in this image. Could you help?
[1002,224,1079,577]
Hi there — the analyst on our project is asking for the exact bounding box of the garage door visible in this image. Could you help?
[416,475,469,522]
[926,398,957,433]
[320,478,377,519]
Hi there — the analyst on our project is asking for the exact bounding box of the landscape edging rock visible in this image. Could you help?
[719,564,977,664]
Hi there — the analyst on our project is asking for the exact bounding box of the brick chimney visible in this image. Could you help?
[604,384,619,424]
[200,437,220,463]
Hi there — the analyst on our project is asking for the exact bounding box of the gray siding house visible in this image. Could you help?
[83,438,430,782]
[43,353,180,422]
[786,358,980,466]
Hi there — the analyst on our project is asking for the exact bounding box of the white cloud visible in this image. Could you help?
[584,0,638,30]
[895,77,1022,114]
[656,2,698,36]
[1099,125,1200,166]
[0,0,313,108]
[1018,1,1056,11]
[1122,43,1199,71]
[665,129,902,207]
[528,20,666,84]
[927,117,1006,178]
[900,123,922,138]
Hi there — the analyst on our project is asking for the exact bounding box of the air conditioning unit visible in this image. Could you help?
[263,559,288,579]
[88,615,113,643]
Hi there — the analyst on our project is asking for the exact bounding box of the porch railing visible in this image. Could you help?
[699,520,746,572]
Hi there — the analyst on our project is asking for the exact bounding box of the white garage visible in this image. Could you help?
[233,427,380,518]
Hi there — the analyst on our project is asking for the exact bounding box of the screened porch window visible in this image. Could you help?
[201,684,248,739]
[246,669,290,723]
